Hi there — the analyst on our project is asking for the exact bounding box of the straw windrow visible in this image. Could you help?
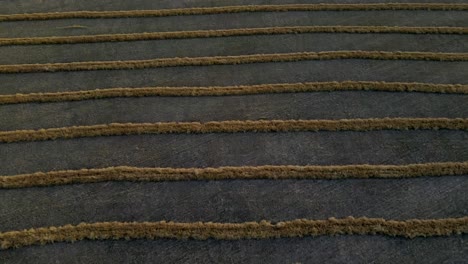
[1,162,467,189]
[1,3,468,21]
[0,118,467,144]
[1,51,467,74]
[1,217,468,249]
[1,81,467,105]
[1,26,467,46]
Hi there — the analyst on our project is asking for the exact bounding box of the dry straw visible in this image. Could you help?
[1,217,468,249]
[1,162,467,189]
[1,81,467,105]
[1,3,467,21]
[1,26,467,46]
[0,118,467,144]
[1,51,467,73]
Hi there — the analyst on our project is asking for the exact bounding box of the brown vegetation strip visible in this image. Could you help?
[2,26,467,46]
[1,3,468,22]
[2,217,468,249]
[1,162,467,189]
[0,118,467,144]
[1,81,467,105]
[1,51,467,74]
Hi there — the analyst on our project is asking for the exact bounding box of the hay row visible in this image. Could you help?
[1,162,467,189]
[2,217,468,249]
[1,118,467,143]
[1,81,467,105]
[1,51,467,73]
[2,26,467,46]
[1,3,468,21]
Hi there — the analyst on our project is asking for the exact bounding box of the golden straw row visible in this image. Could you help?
[1,118,467,144]
[1,3,468,21]
[1,81,467,105]
[1,162,467,189]
[1,51,468,74]
[2,217,468,249]
[1,26,467,46]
